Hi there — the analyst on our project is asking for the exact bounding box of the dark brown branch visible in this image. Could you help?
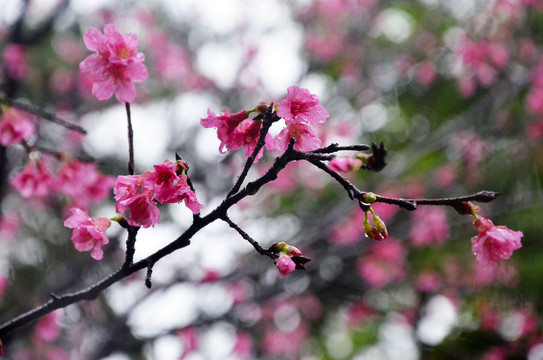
[125,103,135,175]
[221,214,276,260]
[312,143,370,153]
[227,106,279,198]
[1,98,87,134]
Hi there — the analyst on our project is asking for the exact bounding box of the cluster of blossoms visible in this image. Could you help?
[10,158,115,209]
[63,159,202,260]
[0,106,35,146]
[114,159,202,228]
[455,36,509,97]
[79,24,148,103]
[201,86,329,160]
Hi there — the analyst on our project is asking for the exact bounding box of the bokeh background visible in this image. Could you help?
[0,0,542,359]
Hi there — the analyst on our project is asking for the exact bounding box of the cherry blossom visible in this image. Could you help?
[64,208,111,260]
[328,157,363,172]
[200,109,248,153]
[0,107,35,146]
[54,160,115,209]
[116,189,160,228]
[409,207,450,247]
[274,121,322,153]
[277,86,329,125]
[471,217,523,265]
[276,254,296,278]
[10,160,54,199]
[79,24,148,103]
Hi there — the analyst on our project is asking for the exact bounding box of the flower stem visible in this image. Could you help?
[125,102,135,175]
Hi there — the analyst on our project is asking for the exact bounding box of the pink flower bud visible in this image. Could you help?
[276,254,296,278]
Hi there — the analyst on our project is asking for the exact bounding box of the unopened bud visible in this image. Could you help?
[364,192,377,204]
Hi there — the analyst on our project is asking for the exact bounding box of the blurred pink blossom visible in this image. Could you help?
[0,107,35,146]
[232,332,253,359]
[2,44,27,80]
[262,325,307,356]
[357,239,406,287]
[178,327,198,360]
[54,160,115,210]
[409,207,450,247]
[33,311,60,343]
[64,208,111,260]
[328,157,362,172]
[11,160,54,199]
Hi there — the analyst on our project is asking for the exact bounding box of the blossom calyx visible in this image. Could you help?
[452,201,480,216]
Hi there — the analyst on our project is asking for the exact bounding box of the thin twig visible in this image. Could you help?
[1,98,87,134]
[125,103,135,175]
[227,106,278,198]
[221,214,276,260]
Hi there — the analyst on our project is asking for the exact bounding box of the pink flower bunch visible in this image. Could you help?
[0,107,35,146]
[64,208,111,260]
[10,160,54,199]
[79,24,148,103]
[471,217,523,265]
[456,36,509,95]
[328,156,363,172]
[275,86,329,152]
[2,44,27,81]
[114,160,203,228]
[54,159,116,210]
[201,87,328,160]
[409,207,450,247]
[201,108,275,161]
[356,239,406,287]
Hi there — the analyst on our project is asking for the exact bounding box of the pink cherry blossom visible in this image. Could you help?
[2,44,27,80]
[274,121,322,153]
[79,24,148,103]
[200,109,248,153]
[276,254,296,278]
[409,207,450,247]
[113,173,152,208]
[33,311,60,342]
[64,208,111,260]
[54,160,115,209]
[232,332,253,359]
[10,160,54,199]
[328,157,363,172]
[0,107,35,146]
[0,212,19,240]
[235,118,275,161]
[471,217,523,265]
[116,189,160,228]
[277,86,329,125]
[144,161,203,214]
[357,239,406,287]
